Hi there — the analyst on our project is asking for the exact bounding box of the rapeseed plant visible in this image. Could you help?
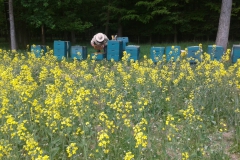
[182,152,189,160]
[66,143,78,158]
[0,46,239,159]
[0,139,12,158]
[97,129,110,154]
[124,151,134,160]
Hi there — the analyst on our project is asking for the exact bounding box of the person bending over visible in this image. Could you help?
[90,33,109,53]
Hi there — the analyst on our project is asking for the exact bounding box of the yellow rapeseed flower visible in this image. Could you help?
[66,143,78,158]
[124,151,134,160]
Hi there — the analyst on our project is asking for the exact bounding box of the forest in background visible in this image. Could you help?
[0,0,239,49]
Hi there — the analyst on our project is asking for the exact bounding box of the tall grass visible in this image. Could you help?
[0,45,240,159]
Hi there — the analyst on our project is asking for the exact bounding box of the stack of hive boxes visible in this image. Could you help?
[116,37,129,51]
[53,40,71,60]
[71,45,87,60]
[150,47,165,62]
[207,45,224,61]
[187,46,202,63]
[107,40,123,61]
[125,45,140,61]
[232,45,240,63]
[90,52,106,60]
[166,46,181,62]
[30,45,47,58]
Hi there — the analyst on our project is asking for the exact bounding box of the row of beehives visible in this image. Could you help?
[30,38,240,63]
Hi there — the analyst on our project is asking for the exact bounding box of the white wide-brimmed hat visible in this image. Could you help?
[96,33,105,43]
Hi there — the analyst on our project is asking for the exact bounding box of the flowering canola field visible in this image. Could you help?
[0,46,240,160]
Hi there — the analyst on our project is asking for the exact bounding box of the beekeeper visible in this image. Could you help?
[90,33,109,53]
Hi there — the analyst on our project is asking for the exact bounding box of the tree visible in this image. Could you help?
[8,0,17,50]
[215,0,232,51]
[0,0,9,42]
[53,0,93,43]
[124,0,178,43]
[20,0,56,45]
[100,0,140,37]
[230,1,240,40]
[1,0,240,45]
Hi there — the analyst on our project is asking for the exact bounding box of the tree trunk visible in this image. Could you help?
[117,18,122,37]
[215,0,232,51]
[23,26,29,47]
[17,25,23,49]
[64,31,68,40]
[19,22,29,49]
[149,34,152,45]
[41,24,46,45]
[174,25,177,43]
[207,35,209,42]
[71,31,76,44]
[4,0,10,44]
[117,25,122,37]
[8,0,17,50]
[104,0,110,36]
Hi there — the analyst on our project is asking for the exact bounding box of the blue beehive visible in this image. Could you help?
[187,46,202,63]
[232,45,240,63]
[207,45,224,61]
[125,45,140,61]
[30,45,47,58]
[107,40,123,61]
[107,51,122,61]
[116,37,129,50]
[166,46,181,62]
[71,46,87,60]
[150,47,165,62]
[107,40,123,50]
[90,53,106,60]
[54,40,67,60]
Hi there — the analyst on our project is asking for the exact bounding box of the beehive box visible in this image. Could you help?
[166,46,181,62]
[116,37,129,50]
[107,40,123,61]
[187,46,202,63]
[107,49,123,61]
[53,40,71,60]
[232,45,240,63]
[150,47,165,62]
[90,53,106,60]
[207,45,224,61]
[30,45,47,58]
[125,45,140,61]
[53,40,67,60]
[71,46,87,60]
[107,40,123,50]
